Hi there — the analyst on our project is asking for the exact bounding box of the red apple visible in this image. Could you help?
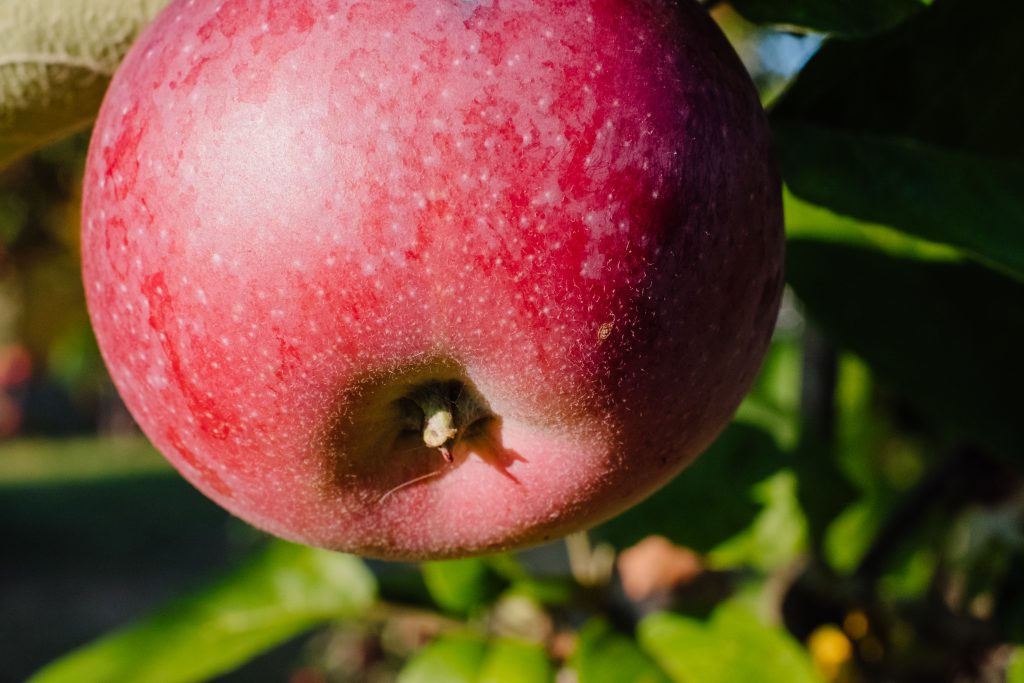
[82,0,783,559]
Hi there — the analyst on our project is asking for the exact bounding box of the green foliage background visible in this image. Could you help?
[2,0,1023,682]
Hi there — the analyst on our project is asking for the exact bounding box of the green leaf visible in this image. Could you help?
[824,496,891,573]
[398,634,554,683]
[422,558,504,615]
[783,188,961,263]
[709,471,807,571]
[0,0,168,168]
[791,433,858,550]
[571,620,672,683]
[479,639,554,683]
[398,633,489,683]
[28,542,376,683]
[773,0,1024,279]
[777,125,1024,280]
[0,436,169,486]
[638,604,824,683]
[731,0,929,37]
[1009,648,1024,683]
[735,334,803,450]
[773,0,1024,158]
[593,423,785,553]
[786,239,1024,460]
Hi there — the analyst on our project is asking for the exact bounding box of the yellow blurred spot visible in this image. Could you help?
[808,625,852,681]
[843,610,870,640]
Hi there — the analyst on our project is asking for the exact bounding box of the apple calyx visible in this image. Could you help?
[405,380,490,462]
[422,403,457,450]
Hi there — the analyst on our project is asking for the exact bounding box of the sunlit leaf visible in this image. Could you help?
[1008,648,1024,682]
[638,603,824,683]
[571,620,671,683]
[778,125,1024,280]
[479,639,554,683]
[0,0,168,168]
[398,633,488,683]
[28,542,376,683]
[784,187,961,263]
[397,634,553,683]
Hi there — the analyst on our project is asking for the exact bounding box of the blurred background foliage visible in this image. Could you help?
[2,0,1024,681]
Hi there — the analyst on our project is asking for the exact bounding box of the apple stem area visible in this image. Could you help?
[403,381,490,463]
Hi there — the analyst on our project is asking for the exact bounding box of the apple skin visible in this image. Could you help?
[82,0,783,560]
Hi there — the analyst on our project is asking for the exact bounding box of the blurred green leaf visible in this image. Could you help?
[638,603,824,683]
[731,0,929,37]
[0,191,29,243]
[28,542,376,683]
[479,639,553,683]
[735,334,803,450]
[1009,648,1024,682]
[793,443,856,550]
[877,546,938,602]
[593,423,785,553]
[398,634,553,683]
[824,496,891,573]
[777,125,1024,280]
[787,240,1024,460]
[0,0,168,168]
[0,436,168,485]
[709,471,808,571]
[571,620,671,683]
[398,633,488,683]
[422,558,505,615]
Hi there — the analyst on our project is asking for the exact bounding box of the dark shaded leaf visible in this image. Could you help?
[777,125,1024,280]
[786,239,1024,460]
[773,0,1024,158]
[773,0,1024,279]
[593,423,785,552]
[731,0,928,37]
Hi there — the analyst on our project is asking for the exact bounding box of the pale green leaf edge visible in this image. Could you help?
[0,0,169,168]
